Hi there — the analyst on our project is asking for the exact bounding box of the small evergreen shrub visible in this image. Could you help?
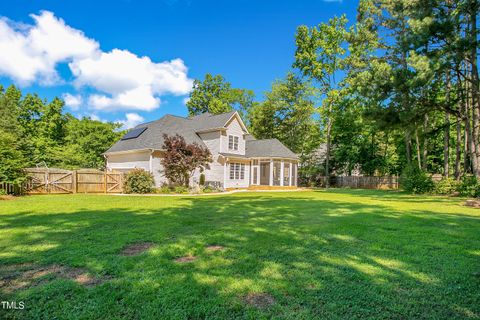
[123,169,155,194]
[199,173,205,186]
[202,187,213,193]
[174,186,188,194]
[456,175,480,197]
[400,165,434,194]
[157,185,171,194]
[0,189,7,196]
[434,177,459,195]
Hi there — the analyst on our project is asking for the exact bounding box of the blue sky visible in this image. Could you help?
[0,0,358,128]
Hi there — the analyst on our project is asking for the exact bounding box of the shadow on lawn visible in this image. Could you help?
[0,194,479,319]
[317,188,465,204]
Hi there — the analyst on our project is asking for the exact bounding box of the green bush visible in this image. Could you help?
[400,165,434,194]
[456,175,480,197]
[174,186,189,194]
[199,173,205,186]
[434,177,459,195]
[157,185,171,194]
[123,169,155,194]
[0,189,7,196]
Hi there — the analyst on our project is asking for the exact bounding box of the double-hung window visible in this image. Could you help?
[229,163,245,180]
[228,135,239,151]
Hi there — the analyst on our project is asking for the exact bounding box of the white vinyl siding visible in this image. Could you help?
[106,151,150,172]
[197,131,224,185]
[220,117,246,155]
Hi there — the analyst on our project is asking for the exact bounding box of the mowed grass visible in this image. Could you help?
[0,190,479,319]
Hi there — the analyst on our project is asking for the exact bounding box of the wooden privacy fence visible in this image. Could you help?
[334,176,399,189]
[0,182,21,194]
[315,176,399,189]
[19,168,124,194]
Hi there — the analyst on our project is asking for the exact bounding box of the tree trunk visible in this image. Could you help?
[405,130,412,164]
[469,0,480,176]
[325,114,332,188]
[415,126,422,169]
[466,92,476,174]
[444,112,450,177]
[455,115,462,179]
[444,72,451,177]
[422,114,428,171]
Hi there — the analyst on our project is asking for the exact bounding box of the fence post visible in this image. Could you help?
[104,172,107,194]
[72,170,77,193]
[45,171,49,194]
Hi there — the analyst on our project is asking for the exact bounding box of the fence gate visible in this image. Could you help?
[106,172,123,193]
[21,168,123,194]
[24,169,74,194]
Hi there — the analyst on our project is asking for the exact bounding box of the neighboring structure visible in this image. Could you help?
[105,111,299,189]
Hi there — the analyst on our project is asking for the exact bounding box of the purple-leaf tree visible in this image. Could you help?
[161,134,212,187]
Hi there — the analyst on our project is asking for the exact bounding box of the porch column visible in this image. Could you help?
[269,159,273,186]
[280,160,284,186]
[289,162,292,186]
[250,161,255,185]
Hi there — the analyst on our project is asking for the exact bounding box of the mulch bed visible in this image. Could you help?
[174,256,197,263]
[465,199,480,208]
[0,263,108,293]
[120,242,155,256]
[205,245,225,252]
[244,293,276,309]
[0,195,15,201]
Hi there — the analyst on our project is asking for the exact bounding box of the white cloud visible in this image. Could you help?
[0,11,98,85]
[183,96,190,105]
[62,93,83,110]
[71,49,192,111]
[0,11,193,112]
[118,113,145,130]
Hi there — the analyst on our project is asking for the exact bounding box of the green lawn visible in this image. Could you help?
[0,190,479,319]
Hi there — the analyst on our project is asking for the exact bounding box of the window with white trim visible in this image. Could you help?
[228,135,239,151]
[229,163,245,180]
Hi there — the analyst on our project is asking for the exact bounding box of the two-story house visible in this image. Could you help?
[104,111,299,189]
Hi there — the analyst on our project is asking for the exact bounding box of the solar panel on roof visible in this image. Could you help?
[121,127,147,140]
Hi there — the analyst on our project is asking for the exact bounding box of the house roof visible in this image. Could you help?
[189,111,238,131]
[105,111,297,160]
[105,114,207,153]
[246,139,299,160]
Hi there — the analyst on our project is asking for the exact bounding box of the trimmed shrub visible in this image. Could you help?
[123,169,154,194]
[157,185,171,194]
[174,186,189,194]
[434,178,459,195]
[400,165,434,194]
[199,173,206,186]
[201,186,221,193]
[456,175,480,197]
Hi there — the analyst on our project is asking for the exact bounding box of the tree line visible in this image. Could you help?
[187,0,480,185]
[2,0,479,188]
[0,85,123,184]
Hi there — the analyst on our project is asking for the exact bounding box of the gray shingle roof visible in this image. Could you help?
[246,139,299,159]
[189,111,237,131]
[106,111,298,160]
[105,115,206,153]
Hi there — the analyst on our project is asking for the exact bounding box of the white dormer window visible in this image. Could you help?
[228,135,239,151]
